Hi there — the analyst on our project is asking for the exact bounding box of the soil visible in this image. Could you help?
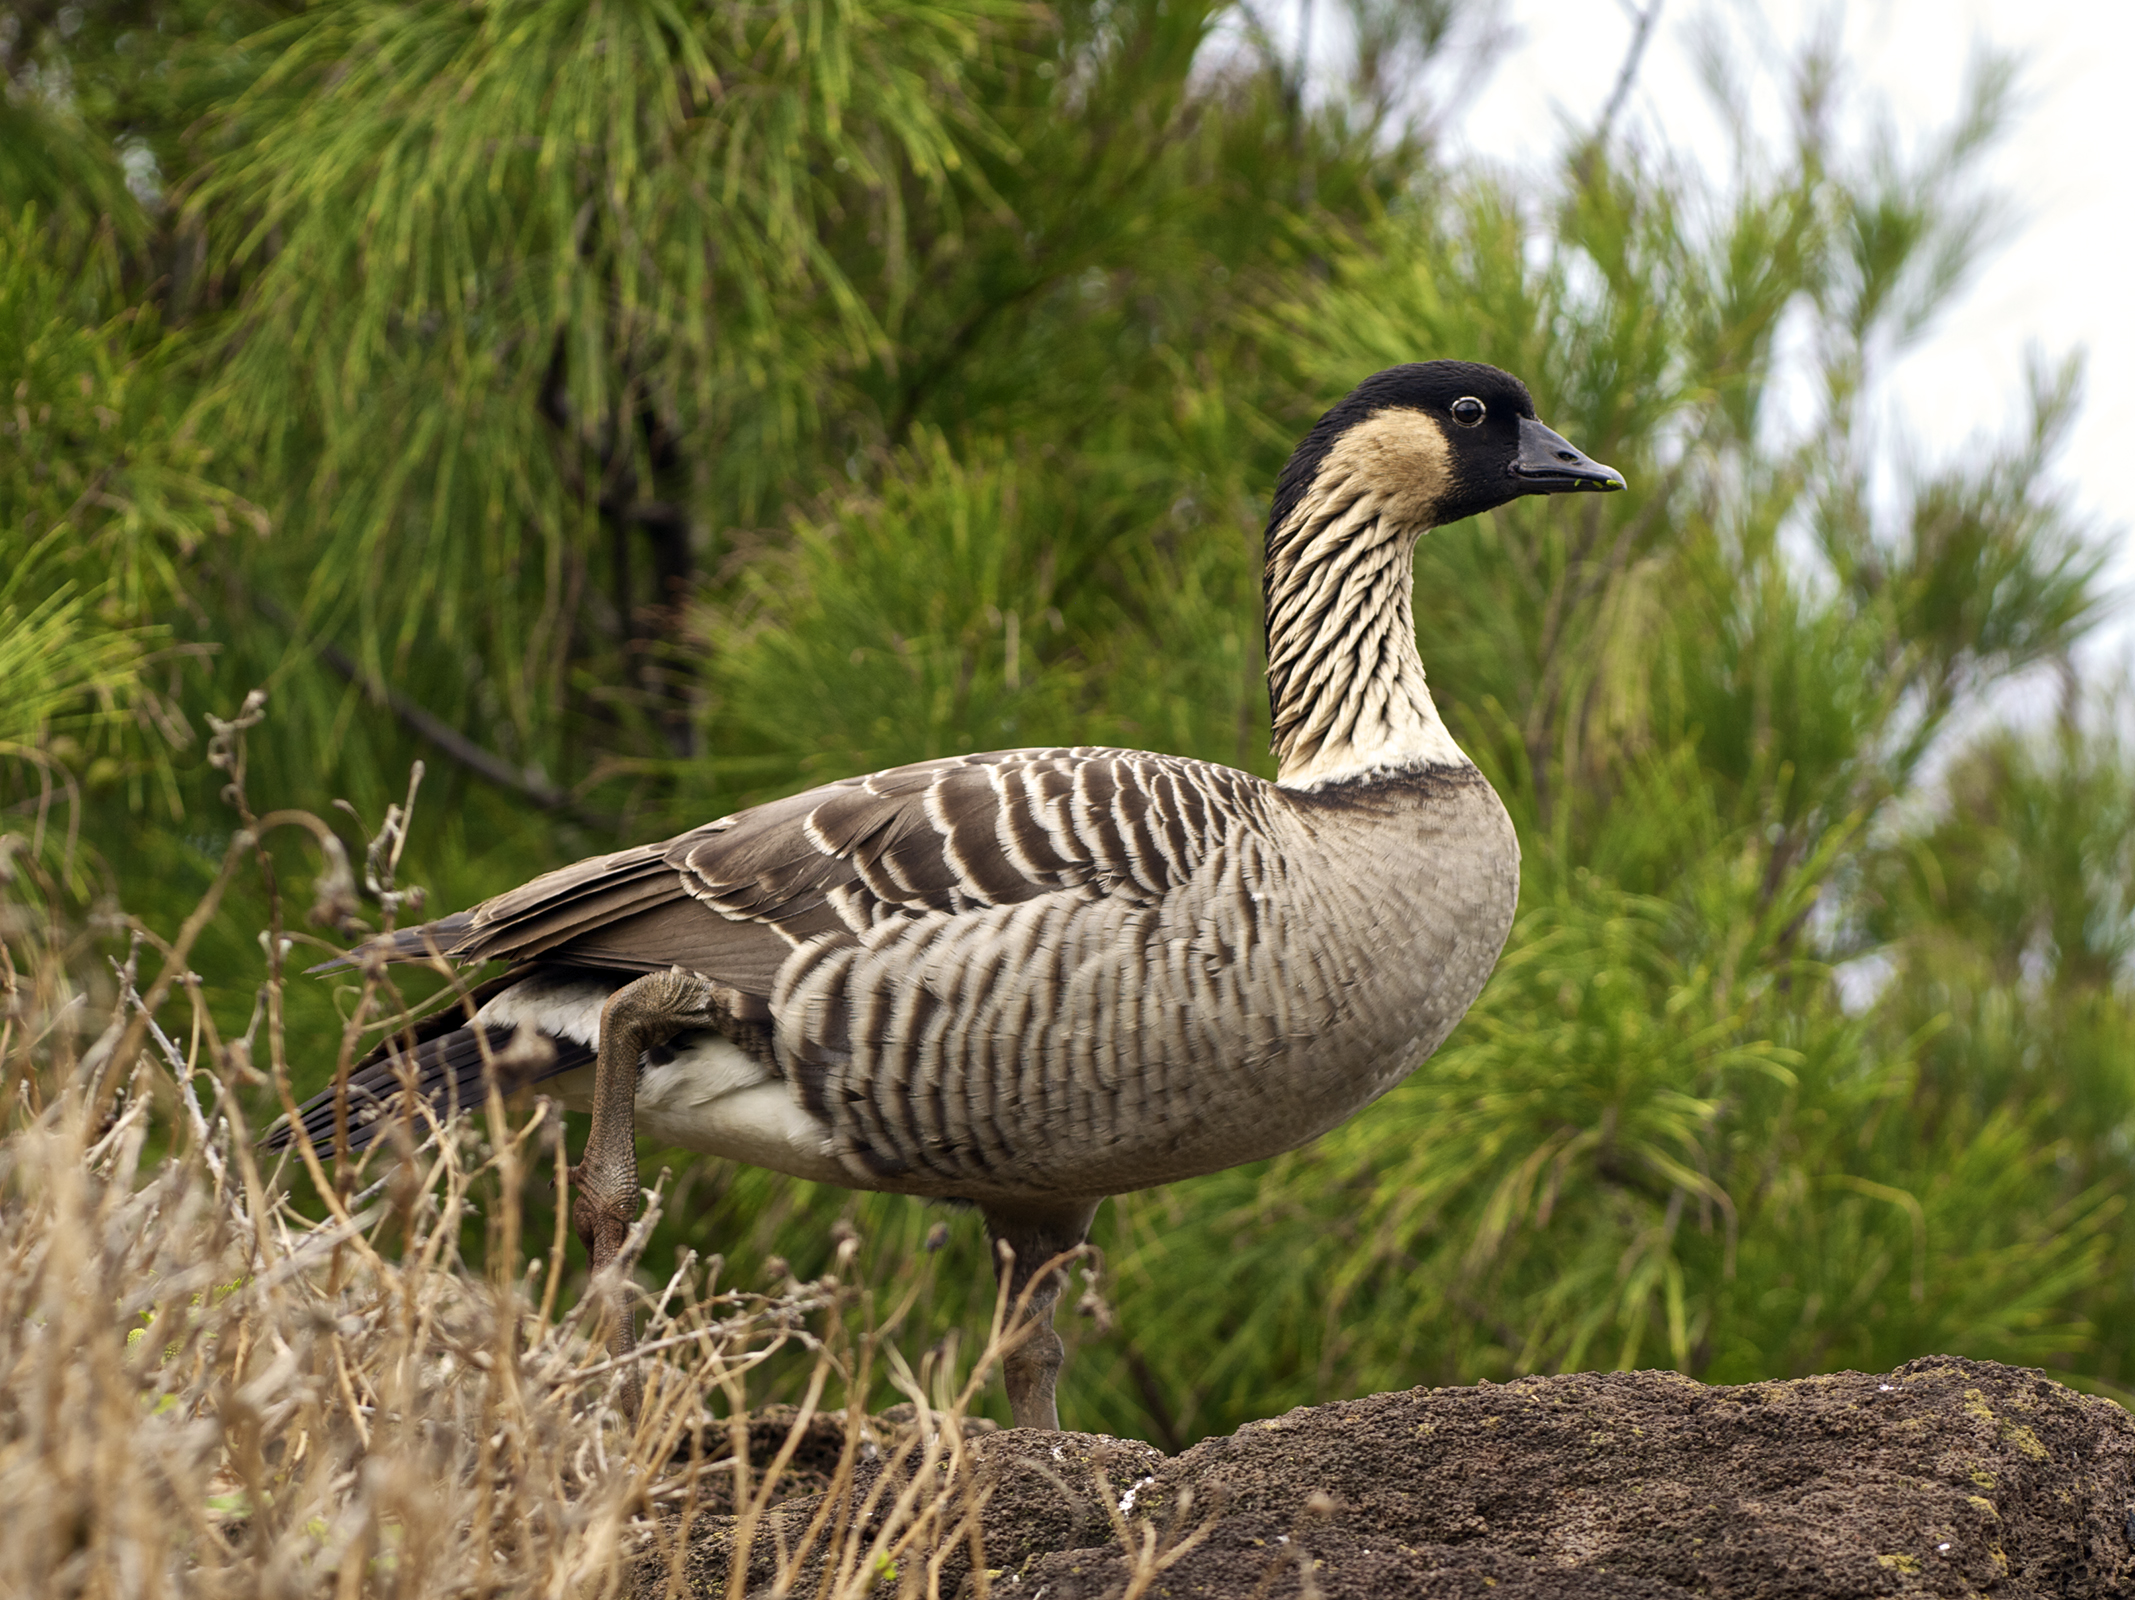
[638,1357,2135,1598]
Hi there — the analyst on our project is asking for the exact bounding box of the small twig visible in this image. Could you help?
[81,829,254,1110]
[333,761,428,921]
[1593,1,1662,149]
[111,939,228,1191]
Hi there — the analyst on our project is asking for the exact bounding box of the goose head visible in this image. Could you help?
[1263,362,1624,787]
[1268,360,1624,542]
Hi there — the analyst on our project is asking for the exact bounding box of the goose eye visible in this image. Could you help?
[1449,396,1486,428]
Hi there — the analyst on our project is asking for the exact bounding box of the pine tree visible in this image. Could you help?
[4,1,2128,1442]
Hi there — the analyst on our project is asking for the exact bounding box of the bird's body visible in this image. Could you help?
[281,360,1622,1427]
[424,751,1515,1202]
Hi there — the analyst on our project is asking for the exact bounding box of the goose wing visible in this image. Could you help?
[284,748,1269,1153]
[361,745,1249,976]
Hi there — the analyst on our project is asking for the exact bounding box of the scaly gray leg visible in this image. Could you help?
[571,967,718,1414]
[981,1198,1101,1430]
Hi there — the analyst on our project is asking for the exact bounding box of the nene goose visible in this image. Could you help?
[278,361,1623,1429]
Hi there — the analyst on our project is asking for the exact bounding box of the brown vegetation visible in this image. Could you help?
[0,780,1039,1599]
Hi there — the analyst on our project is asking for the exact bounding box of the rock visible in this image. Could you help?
[935,1428,1170,1595]
[643,1358,2135,1598]
[639,1418,1161,1599]
[657,1405,864,1519]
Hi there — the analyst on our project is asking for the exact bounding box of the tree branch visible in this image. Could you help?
[250,590,620,832]
[1594,2,1663,149]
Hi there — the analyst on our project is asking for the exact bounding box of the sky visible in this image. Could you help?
[1428,0,2135,680]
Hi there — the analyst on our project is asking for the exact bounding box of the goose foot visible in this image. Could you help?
[573,967,720,1416]
[982,1199,1102,1430]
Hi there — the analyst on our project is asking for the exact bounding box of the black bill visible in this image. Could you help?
[1512,415,1626,493]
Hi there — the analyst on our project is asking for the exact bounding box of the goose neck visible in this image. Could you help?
[1264,491,1465,790]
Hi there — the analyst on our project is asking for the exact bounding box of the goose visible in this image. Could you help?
[275,361,1623,1430]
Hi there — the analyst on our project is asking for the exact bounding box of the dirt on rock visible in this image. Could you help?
[640,1421,1164,1599]
[642,1357,2135,1598]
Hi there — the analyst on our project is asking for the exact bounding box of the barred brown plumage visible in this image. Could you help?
[272,361,1624,1428]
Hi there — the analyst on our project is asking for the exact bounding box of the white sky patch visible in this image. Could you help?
[1251,1,2133,700]
[1447,0,2135,684]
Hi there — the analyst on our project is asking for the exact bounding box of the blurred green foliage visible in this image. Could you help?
[5,0,2130,1445]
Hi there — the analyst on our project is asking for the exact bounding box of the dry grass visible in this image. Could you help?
[0,748,1039,1600]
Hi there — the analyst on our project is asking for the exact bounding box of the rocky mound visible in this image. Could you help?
[644,1357,2135,1598]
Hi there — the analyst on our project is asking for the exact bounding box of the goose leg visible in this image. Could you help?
[981,1199,1101,1431]
[571,967,718,1413]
